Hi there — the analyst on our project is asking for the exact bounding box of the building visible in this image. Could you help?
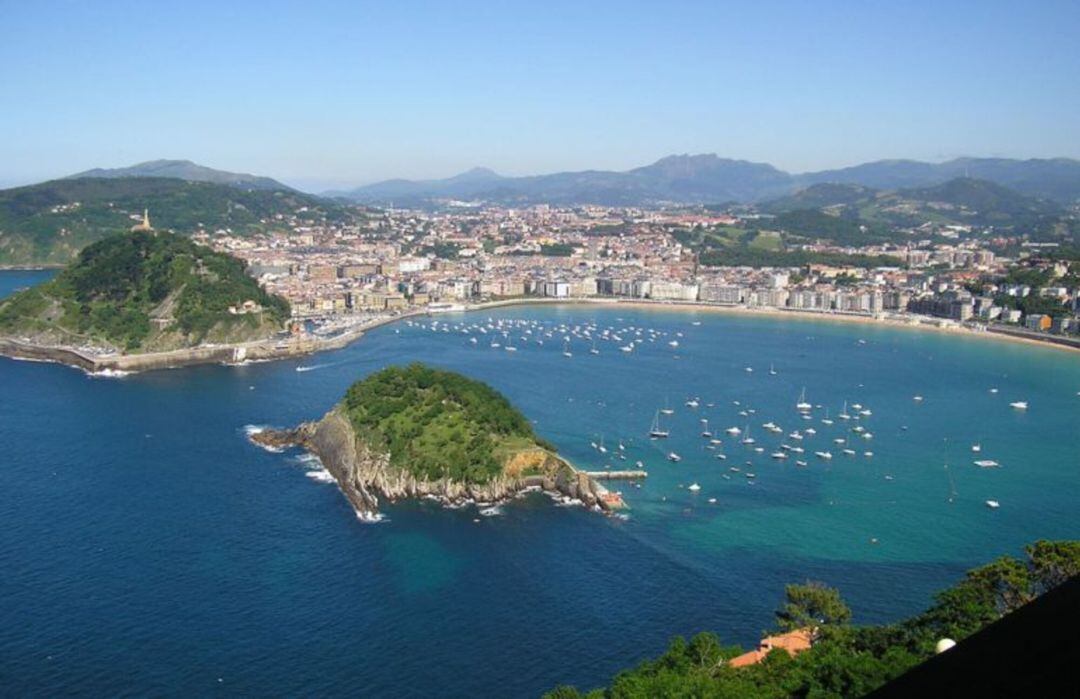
[1025,314,1052,331]
[728,628,815,668]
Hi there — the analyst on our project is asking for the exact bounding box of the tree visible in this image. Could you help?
[1026,540,1080,591]
[775,581,851,630]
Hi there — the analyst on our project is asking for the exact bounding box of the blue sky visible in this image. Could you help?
[2,0,1078,191]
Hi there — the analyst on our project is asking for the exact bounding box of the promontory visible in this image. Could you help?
[250,363,625,518]
[0,230,299,371]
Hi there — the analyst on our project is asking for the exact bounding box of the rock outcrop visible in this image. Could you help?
[251,408,620,517]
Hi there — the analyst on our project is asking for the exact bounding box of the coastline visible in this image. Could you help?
[2,296,1077,374]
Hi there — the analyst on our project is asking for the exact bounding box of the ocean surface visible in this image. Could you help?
[3,269,1079,697]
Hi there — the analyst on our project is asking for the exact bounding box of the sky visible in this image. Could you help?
[1,0,1079,191]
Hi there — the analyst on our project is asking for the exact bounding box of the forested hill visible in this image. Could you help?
[342,363,557,484]
[0,230,290,352]
[0,177,348,266]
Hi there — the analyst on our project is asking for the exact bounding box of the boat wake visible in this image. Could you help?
[296,362,334,373]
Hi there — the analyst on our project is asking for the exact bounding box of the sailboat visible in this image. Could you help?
[597,436,607,454]
[562,339,572,358]
[701,419,712,438]
[589,338,600,355]
[796,387,812,412]
[769,363,777,375]
[741,425,755,445]
[821,408,833,426]
[660,399,674,416]
[838,400,851,420]
[648,411,670,439]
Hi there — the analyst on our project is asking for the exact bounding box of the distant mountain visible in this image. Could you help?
[0,177,347,266]
[67,159,293,192]
[332,155,1080,207]
[332,155,794,206]
[802,158,1080,204]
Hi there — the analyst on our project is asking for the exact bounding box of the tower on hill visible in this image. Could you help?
[130,209,153,232]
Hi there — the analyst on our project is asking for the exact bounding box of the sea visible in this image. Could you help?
[2,269,1079,697]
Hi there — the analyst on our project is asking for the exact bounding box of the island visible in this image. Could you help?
[0,230,326,372]
[250,363,627,518]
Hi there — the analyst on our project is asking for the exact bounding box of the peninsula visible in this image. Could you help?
[0,230,307,371]
[250,363,626,517]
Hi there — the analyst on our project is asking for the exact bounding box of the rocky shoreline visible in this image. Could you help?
[249,408,623,518]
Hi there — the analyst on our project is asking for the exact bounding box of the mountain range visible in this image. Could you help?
[67,159,292,192]
[328,155,1080,206]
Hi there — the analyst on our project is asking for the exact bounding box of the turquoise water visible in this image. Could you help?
[2,270,1079,696]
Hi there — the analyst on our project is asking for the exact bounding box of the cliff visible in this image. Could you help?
[251,407,620,517]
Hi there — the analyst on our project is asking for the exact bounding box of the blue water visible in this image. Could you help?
[3,271,1079,697]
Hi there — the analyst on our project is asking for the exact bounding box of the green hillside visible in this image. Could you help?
[546,539,1080,698]
[342,363,557,483]
[0,230,290,351]
[0,177,349,265]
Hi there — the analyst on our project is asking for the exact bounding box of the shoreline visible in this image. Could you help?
[1,297,1077,374]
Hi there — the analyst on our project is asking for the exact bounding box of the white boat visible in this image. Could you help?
[986,500,1000,509]
[688,482,701,492]
[745,366,753,373]
[505,345,517,352]
[863,451,874,457]
[668,340,679,347]
[971,444,982,453]
[795,460,808,467]
[701,420,712,438]
[660,400,674,416]
[726,426,741,436]
[771,451,788,460]
[913,395,923,402]
[815,451,833,460]
[838,401,851,420]
[741,426,755,445]
[796,387,812,412]
[842,448,856,456]
[974,460,1000,468]
[667,452,682,463]
[769,363,777,375]
[685,398,699,408]
[1009,401,1028,410]
[648,411,670,439]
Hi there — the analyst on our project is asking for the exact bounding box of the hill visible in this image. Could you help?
[67,159,292,191]
[0,230,290,352]
[250,363,622,517]
[0,177,347,266]
[545,540,1080,699]
[341,363,556,483]
[329,154,1080,207]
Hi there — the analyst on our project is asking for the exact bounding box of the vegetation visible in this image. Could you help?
[342,363,556,483]
[699,248,900,269]
[0,230,289,350]
[544,540,1080,698]
[0,176,350,265]
[540,243,577,257]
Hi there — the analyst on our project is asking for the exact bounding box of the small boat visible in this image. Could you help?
[974,460,1000,468]
[986,500,1000,509]
[796,387,812,412]
[842,448,856,456]
[971,444,982,453]
[725,426,741,436]
[660,400,675,416]
[795,460,808,467]
[769,363,777,376]
[741,426,755,445]
[815,451,833,460]
[691,321,701,327]
[838,401,851,420]
[771,452,788,460]
[1009,401,1028,410]
[685,398,700,408]
[745,366,753,373]
[667,452,682,463]
[863,451,874,457]
[707,497,717,504]
[688,482,701,492]
[716,454,727,460]
[505,345,517,352]
[913,395,923,402]
[668,340,680,347]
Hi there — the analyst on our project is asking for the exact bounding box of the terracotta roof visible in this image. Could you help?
[728,628,814,668]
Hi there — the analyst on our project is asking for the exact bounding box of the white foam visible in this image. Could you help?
[86,368,132,379]
[296,363,331,373]
[304,469,336,484]
[356,511,388,524]
[243,425,284,452]
[478,505,503,517]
